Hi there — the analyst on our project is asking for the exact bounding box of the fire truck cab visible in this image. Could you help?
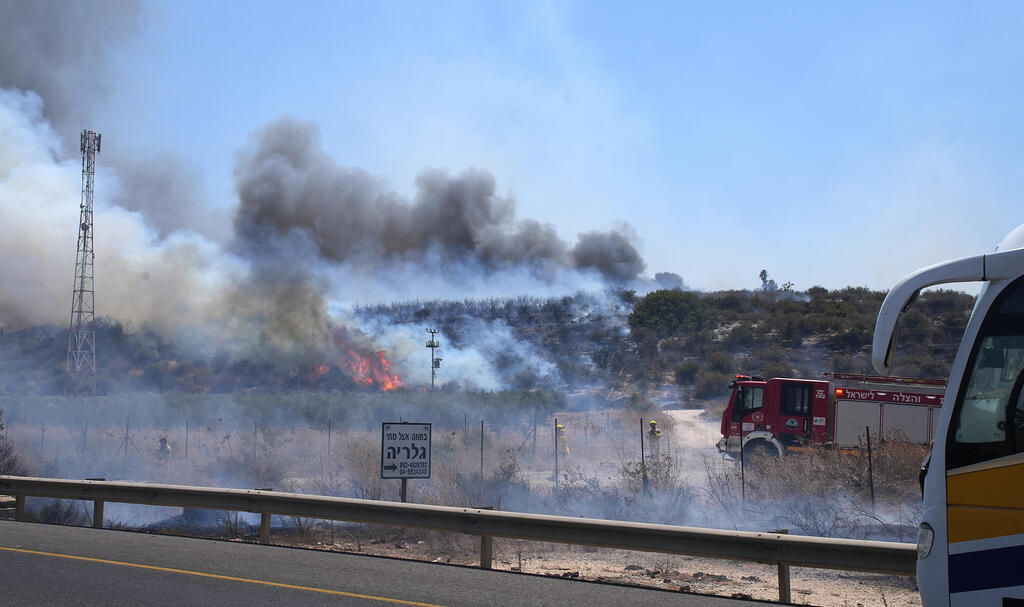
[718,376,828,457]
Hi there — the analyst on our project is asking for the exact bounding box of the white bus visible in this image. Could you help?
[873,224,1024,606]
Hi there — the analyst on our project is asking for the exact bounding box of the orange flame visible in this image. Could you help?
[342,348,403,391]
[324,327,404,391]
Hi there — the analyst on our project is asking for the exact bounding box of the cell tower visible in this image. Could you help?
[425,328,441,390]
[66,129,101,396]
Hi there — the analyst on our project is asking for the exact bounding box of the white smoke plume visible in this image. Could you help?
[0,2,657,392]
[0,89,239,332]
[0,89,652,389]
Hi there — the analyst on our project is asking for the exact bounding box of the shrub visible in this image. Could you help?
[694,370,731,399]
[36,499,90,526]
[674,360,700,385]
[762,361,793,379]
[628,290,714,340]
[724,323,757,348]
[706,351,733,374]
[0,410,26,476]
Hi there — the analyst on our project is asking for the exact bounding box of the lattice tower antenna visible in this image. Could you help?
[66,129,101,396]
[425,328,441,390]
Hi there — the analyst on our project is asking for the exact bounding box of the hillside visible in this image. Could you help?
[628,286,974,402]
[0,286,974,401]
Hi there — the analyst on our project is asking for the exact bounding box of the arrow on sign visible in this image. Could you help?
[384,464,397,471]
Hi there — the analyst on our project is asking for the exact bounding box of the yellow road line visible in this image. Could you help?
[0,546,446,606]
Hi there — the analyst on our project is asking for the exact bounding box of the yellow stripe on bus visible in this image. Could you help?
[947,457,1024,543]
[947,459,1024,509]
[947,506,1024,544]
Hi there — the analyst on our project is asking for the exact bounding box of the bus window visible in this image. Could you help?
[952,336,1024,444]
[948,275,1024,469]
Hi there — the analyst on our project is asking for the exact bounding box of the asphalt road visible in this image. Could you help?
[0,521,768,606]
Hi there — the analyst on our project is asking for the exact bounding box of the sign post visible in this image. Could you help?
[381,422,431,503]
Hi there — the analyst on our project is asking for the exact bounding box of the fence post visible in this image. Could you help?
[258,487,273,544]
[640,417,650,497]
[480,535,493,569]
[92,500,104,528]
[85,478,105,529]
[476,506,494,569]
[14,495,25,521]
[260,513,271,543]
[773,528,791,603]
[554,418,559,489]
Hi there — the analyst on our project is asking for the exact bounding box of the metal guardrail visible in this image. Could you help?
[0,475,916,602]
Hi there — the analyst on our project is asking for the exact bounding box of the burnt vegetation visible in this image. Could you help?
[0,286,973,404]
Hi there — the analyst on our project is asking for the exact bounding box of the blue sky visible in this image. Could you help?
[95,0,1023,292]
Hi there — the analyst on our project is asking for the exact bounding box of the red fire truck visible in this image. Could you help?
[716,372,946,458]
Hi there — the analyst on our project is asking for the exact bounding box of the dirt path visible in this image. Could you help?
[660,408,727,486]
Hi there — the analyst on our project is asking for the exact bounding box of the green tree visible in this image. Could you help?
[628,290,714,340]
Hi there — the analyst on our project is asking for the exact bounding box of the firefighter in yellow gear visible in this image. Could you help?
[556,424,570,459]
[647,420,661,460]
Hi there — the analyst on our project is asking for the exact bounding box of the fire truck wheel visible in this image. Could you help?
[742,440,776,465]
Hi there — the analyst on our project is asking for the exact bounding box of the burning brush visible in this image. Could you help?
[308,327,403,391]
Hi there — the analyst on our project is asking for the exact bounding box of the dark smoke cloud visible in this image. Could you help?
[0,0,141,144]
[233,117,646,282]
[111,152,232,242]
[655,272,685,290]
[571,228,646,283]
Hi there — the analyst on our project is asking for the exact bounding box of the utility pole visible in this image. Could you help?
[425,328,441,390]
[66,130,100,396]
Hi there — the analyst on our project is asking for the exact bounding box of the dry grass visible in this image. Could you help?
[730,438,926,539]
[7,410,924,545]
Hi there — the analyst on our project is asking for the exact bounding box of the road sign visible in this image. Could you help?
[381,422,431,479]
